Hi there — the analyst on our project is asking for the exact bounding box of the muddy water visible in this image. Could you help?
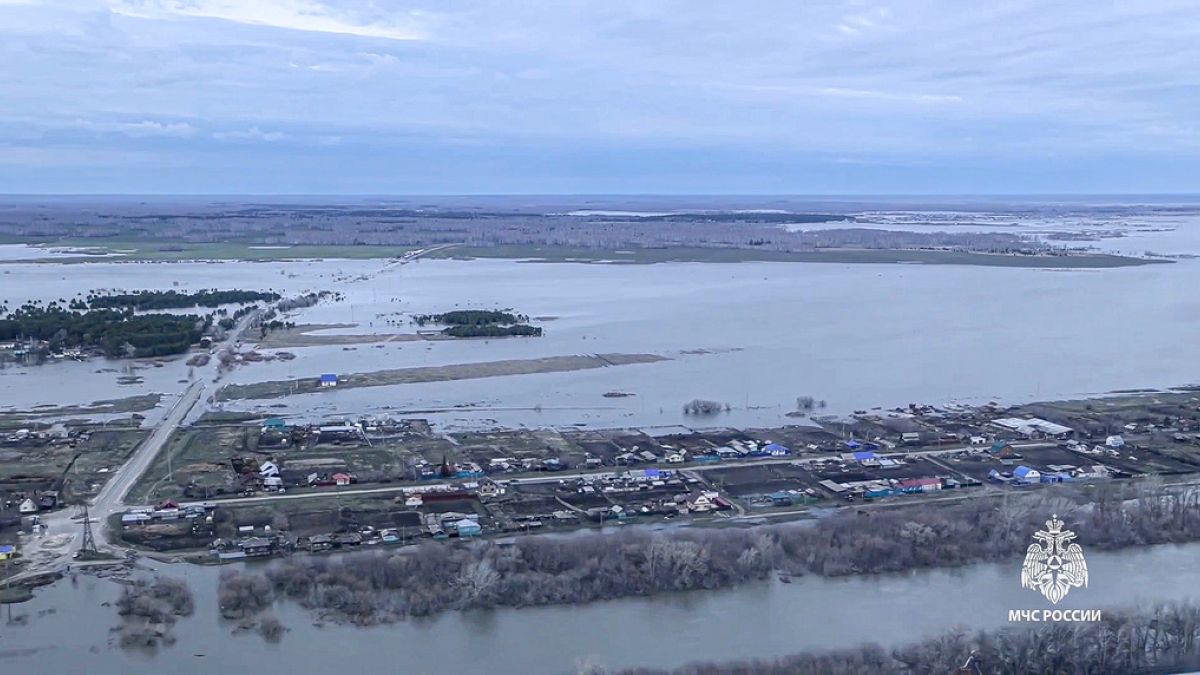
[3,542,1199,674]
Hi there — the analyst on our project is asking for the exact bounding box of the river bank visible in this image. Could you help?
[202,481,1197,626]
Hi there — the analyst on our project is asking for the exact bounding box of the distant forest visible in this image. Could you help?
[0,201,1056,256]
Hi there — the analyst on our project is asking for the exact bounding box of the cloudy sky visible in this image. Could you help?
[1,0,1198,194]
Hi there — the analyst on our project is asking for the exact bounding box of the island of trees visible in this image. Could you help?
[0,303,210,358]
[413,309,542,338]
[74,289,280,311]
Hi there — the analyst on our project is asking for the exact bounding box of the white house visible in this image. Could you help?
[1106,435,1126,449]
[18,498,38,514]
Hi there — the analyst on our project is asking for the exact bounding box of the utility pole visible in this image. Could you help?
[80,503,98,558]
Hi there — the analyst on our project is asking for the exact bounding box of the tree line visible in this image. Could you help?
[413,309,528,327]
[609,601,1200,674]
[218,480,1200,625]
[75,289,279,311]
[0,302,210,357]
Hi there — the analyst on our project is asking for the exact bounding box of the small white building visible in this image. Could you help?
[1106,435,1126,449]
[18,498,38,514]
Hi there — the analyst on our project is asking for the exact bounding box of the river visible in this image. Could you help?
[2,541,1198,674]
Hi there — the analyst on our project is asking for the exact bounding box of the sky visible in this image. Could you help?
[1,0,1198,194]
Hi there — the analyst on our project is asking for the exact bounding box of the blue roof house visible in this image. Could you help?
[763,443,790,456]
[1012,466,1041,484]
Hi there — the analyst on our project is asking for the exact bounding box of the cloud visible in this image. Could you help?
[816,88,964,104]
[69,119,197,138]
[107,0,426,40]
[2,1,1200,191]
[212,127,287,142]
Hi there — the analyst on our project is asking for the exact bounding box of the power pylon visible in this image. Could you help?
[79,503,98,557]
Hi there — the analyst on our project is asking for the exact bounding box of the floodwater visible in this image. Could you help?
[3,541,1199,674]
[3,214,1200,430]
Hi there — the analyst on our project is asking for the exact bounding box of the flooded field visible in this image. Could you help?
[5,219,1200,431]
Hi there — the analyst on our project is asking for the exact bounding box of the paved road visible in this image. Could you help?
[10,309,261,581]
[9,250,450,581]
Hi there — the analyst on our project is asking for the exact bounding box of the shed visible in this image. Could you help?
[0,544,14,560]
[319,373,339,387]
[263,417,287,430]
[852,451,878,464]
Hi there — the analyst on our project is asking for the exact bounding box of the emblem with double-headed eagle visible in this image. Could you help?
[1021,514,1088,604]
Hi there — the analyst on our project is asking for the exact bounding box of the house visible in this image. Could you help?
[455,519,482,537]
[307,534,333,552]
[819,479,848,494]
[37,490,59,510]
[319,373,339,387]
[261,417,287,432]
[852,451,879,467]
[991,417,1074,438]
[665,452,686,464]
[898,477,942,493]
[763,443,790,457]
[685,491,720,512]
[1106,435,1126,449]
[478,480,504,499]
[1012,466,1041,484]
[121,512,152,526]
[332,532,363,547]
[264,476,284,491]
[18,498,37,514]
[332,472,352,486]
[259,460,280,478]
[239,537,274,557]
[768,491,794,506]
[1073,464,1113,480]
[901,432,921,445]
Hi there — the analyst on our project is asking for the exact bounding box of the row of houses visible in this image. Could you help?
[121,500,216,526]
[989,463,1114,486]
[819,476,951,500]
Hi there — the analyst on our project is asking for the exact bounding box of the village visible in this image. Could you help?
[104,388,1200,562]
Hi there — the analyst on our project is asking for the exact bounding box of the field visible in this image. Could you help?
[0,426,149,503]
[427,245,1163,268]
[7,240,417,263]
[216,353,669,401]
